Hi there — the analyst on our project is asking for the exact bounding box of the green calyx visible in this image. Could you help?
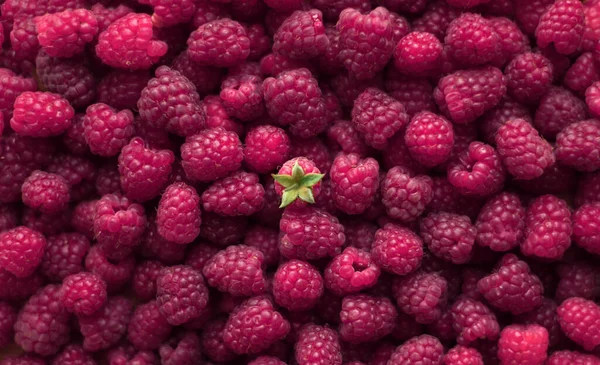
[272,161,325,208]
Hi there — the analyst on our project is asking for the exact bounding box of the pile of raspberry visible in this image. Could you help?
[2,0,600,364]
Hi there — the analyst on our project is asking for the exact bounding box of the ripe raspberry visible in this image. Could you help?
[82,103,134,157]
[0,268,43,301]
[219,74,264,122]
[489,17,530,67]
[272,157,324,209]
[21,170,70,214]
[504,53,553,104]
[405,111,454,167]
[522,195,572,260]
[330,153,379,215]
[0,69,36,120]
[127,300,172,351]
[202,95,243,134]
[447,142,505,196]
[372,224,423,276]
[273,259,323,311]
[203,245,267,296]
[1,0,87,21]
[97,70,150,112]
[289,138,332,173]
[171,52,220,97]
[107,346,158,365]
[241,226,278,268]
[51,345,97,365]
[14,284,70,356]
[0,355,46,365]
[85,246,135,293]
[517,297,563,347]
[536,0,584,55]
[534,86,587,139]
[10,91,73,137]
[434,66,506,124]
[77,295,132,352]
[444,346,484,365]
[451,297,500,345]
[587,81,600,118]
[339,294,396,343]
[514,0,554,36]
[156,265,209,326]
[200,317,238,362]
[95,165,121,196]
[326,120,369,157]
[0,204,17,233]
[481,98,533,145]
[187,19,249,67]
[556,120,600,172]
[475,192,525,252]
[223,296,290,354]
[202,171,265,216]
[573,202,600,255]
[71,200,96,239]
[60,272,107,316]
[393,32,442,75]
[393,271,447,324]
[249,356,286,365]
[351,88,408,150]
[62,114,89,155]
[91,4,133,34]
[337,7,395,80]
[576,171,600,207]
[420,212,476,264]
[412,0,460,40]
[199,212,248,245]
[96,13,167,70]
[181,128,243,182]
[388,335,444,365]
[140,217,186,265]
[279,206,345,261]
[0,226,45,278]
[0,301,16,348]
[244,125,290,174]
[381,167,433,222]
[159,331,201,365]
[10,17,40,62]
[445,13,500,67]
[156,183,201,245]
[324,247,380,295]
[556,261,600,302]
[498,324,549,365]
[564,52,599,95]
[273,9,328,60]
[546,350,600,365]
[295,324,342,365]
[131,260,163,301]
[557,297,600,351]
[35,9,98,58]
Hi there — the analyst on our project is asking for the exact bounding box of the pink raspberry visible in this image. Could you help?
[498,324,549,365]
[434,66,506,124]
[451,297,500,345]
[10,91,73,137]
[84,246,135,293]
[393,271,447,324]
[192,1,230,28]
[107,346,158,365]
[96,13,167,70]
[244,125,291,174]
[260,52,315,77]
[413,0,460,40]
[289,137,332,173]
[372,224,423,276]
[157,265,209,326]
[573,202,600,255]
[181,128,243,182]
[339,294,396,343]
[171,51,221,97]
[60,272,106,316]
[127,300,172,351]
[202,171,265,216]
[536,0,584,55]
[557,297,600,351]
[35,9,98,58]
[534,86,587,139]
[295,324,342,365]
[0,355,46,365]
[556,120,600,172]
[273,259,324,311]
[505,53,553,104]
[1,0,87,20]
[21,170,70,215]
[337,7,395,80]
[83,103,134,157]
[443,346,483,365]
[383,71,436,119]
[273,9,328,60]
[546,351,600,365]
[420,212,476,264]
[388,335,444,365]
[243,225,279,267]
[330,153,379,215]
[445,13,500,67]
[327,120,370,157]
[219,73,264,122]
[556,262,600,302]
[156,182,201,245]
[159,331,201,365]
[517,297,563,347]
[576,171,600,207]
[223,296,290,354]
[393,32,442,76]
[40,232,89,281]
[202,95,243,134]
[132,260,164,301]
[564,52,599,94]
[312,0,371,21]
[187,19,250,67]
[273,157,324,209]
[475,192,525,252]
[0,226,45,278]
[447,141,505,196]
[324,247,380,295]
[10,17,41,62]
[148,0,195,27]
[381,167,433,222]
[97,70,150,118]
[582,0,600,51]
[515,0,554,36]
[587,81,600,118]
[489,17,530,67]
[405,111,454,167]
[522,195,572,260]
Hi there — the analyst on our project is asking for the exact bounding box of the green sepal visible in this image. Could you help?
[299,173,325,188]
[271,174,296,188]
[272,160,326,209]
[297,188,315,204]
[280,190,299,208]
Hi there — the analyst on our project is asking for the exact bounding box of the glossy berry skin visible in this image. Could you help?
[372,224,423,276]
[187,19,250,67]
[83,103,134,157]
[420,212,476,264]
[381,167,433,222]
[536,0,584,55]
[96,13,167,70]
[498,324,549,365]
[77,296,133,352]
[444,346,484,365]
[148,0,195,27]
[202,171,265,216]
[0,226,46,278]
[405,111,454,167]
[505,53,553,104]
[85,246,135,294]
[447,142,505,197]
[41,233,90,281]
[273,259,324,311]
[330,153,379,215]
[10,91,74,137]
[35,9,98,58]
[339,294,396,343]
[557,297,600,351]
[572,202,600,255]
[223,296,290,354]
[60,272,107,316]
[556,120,600,172]
[0,69,36,121]
[132,260,164,301]
[107,346,158,365]
[21,170,70,215]
[388,335,444,365]
[50,345,96,365]
[244,125,290,174]
[534,87,587,139]
[127,300,172,351]
[451,297,500,345]
[325,247,380,295]
[445,13,500,67]
[273,9,328,60]
[394,32,442,76]
[547,351,600,365]
[295,324,342,365]
[156,265,209,326]
[522,195,572,260]
[475,192,525,252]
[393,271,447,324]
[156,183,201,245]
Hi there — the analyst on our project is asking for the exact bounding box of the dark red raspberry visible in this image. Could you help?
[260,52,315,77]
[240,226,278,268]
[97,70,151,112]
[107,346,158,365]
[279,206,345,261]
[480,97,532,144]
[10,17,40,62]
[587,81,600,118]
[498,324,549,365]
[95,165,121,196]
[393,271,447,324]
[91,4,133,34]
[245,23,271,61]
[388,335,444,365]
[63,115,89,155]
[0,204,17,233]
[451,297,500,345]
[536,0,584,55]
[330,153,379,215]
[547,350,600,365]
[201,317,237,362]
[515,0,554,36]
[273,9,328,60]
[181,128,243,182]
[393,31,442,76]
[380,167,433,222]
[556,261,600,302]
[558,297,600,351]
[372,224,423,276]
[85,246,135,293]
[249,356,286,365]
[127,300,172,351]
[339,294,396,344]
[0,301,16,348]
[505,53,553,104]
[244,125,291,174]
[273,259,324,311]
[475,192,525,252]
[21,170,70,215]
[489,17,530,67]
[445,13,500,67]
[96,13,167,70]
[35,9,98,58]
[0,69,36,120]
[522,195,572,260]
[420,212,476,264]
[199,212,248,246]
[316,25,343,74]
[132,260,163,301]
[21,208,71,237]
[384,73,434,122]
[187,19,250,67]
[51,344,96,365]
[0,268,43,301]
[171,52,221,97]
[412,0,460,40]
[556,120,600,172]
[10,91,74,137]
[447,142,505,196]
[83,103,134,157]
[139,216,186,265]
[404,111,454,167]
[534,86,587,139]
[157,265,209,325]
[158,331,201,365]
[289,138,332,173]
[155,182,201,245]
[0,355,46,365]
[203,245,267,296]
[326,120,370,157]
[564,52,599,95]
[71,200,97,239]
[351,88,408,150]
[573,202,600,255]
[60,272,107,316]
[0,226,45,278]
[295,324,342,365]
[517,297,563,347]
[576,171,600,207]
[202,171,265,216]
[337,7,395,80]
[223,296,290,354]
[219,74,264,122]
[324,247,380,295]
[14,284,70,356]
[77,296,132,352]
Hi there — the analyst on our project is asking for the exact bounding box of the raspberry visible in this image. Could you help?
[504,53,553,104]
[381,167,433,222]
[219,74,264,122]
[576,171,600,207]
[159,331,201,365]
[289,138,332,173]
[583,0,600,51]
[420,212,476,264]
[587,81,600,118]
[35,9,98,58]
[0,69,36,120]
[573,202,600,255]
[156,183,201,245]
[77,296,132,352]
[202,245,267,296]
[547,351,600,365]
[0,355,45,365]
[156,265,209,326]
[1,0,87,20]
[107,346,158,365]
[0,301,16,348]
[97,70,151,111]
[14,284,70,356]
[556,261,600,302]
[447,142,505,196]
[60,272,107,316]
[10,17,40,62]
[0,226,45,278]
[515,0,554,36]
[0,268,43,301]
[140,217,186,265]
[337,7,395,80]
[444,346,484,365]
[71,200,96,239]
[240,226,278,268]
[273,9,328,60]
[82,103,134,157]
[404,111,454,167]
[445,13,500,67]
[249,356,287,365]
[244,125,291,174]
[10,91,74,137]
[330,153,379,215]
[564,52,599,95]
[0,204,17,233]
[201,318,237,362]
[324,247,380,295]
[498,324,549,365]
[21,170,70,215]
[451,297,500,345]
[295,324,342,365]
[339,294,396,343]
[202,171,265,216]
[522,195,572,260]
[91,4,133,34]
[517,297,563,347]
[127,300,172,351]
[202,95,243,134]
[489,17,530,67]
[434,66,506,125]
[536,0,584,55]
[95,165,121,196]
[387,335,444,365]
[63,114,89,155]
[534,86,587,139]
[187,19,250,67]
[223,296,290,354]
[351,88,408,150]
[279,206,345,261]
[131,260,163,301]
[263,68,328,138]
[51,344,96,365]
[85,246,135,293]
[372,224,423,276]
[393,271,447,324]
[96,13,167,70]
[558,297,600,351]
[199,212,248,245]
[171,54,220,98]
[327,120,369,157]
[556,120,600,172]
[475,192,525,252]
[181,128,243,182]
[272,157,324,209]
[273,259,324,311]
[413,0,460,40]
